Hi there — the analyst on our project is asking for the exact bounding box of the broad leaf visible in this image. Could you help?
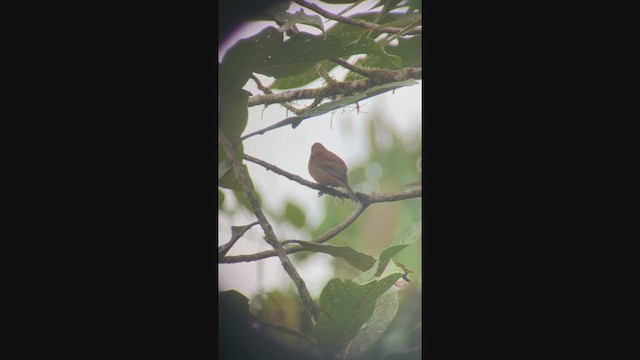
[384,36,422,68]
[326,12,422,43]
[285,202,306,228]
[232,186,261,211]
[314,274,402,360]
[254,34,383,79]
[218,89,250,190]
[271,60,338,90]
[291,241,376,271]
[353,222,421,285]
[218,161,247,190]
[219,89,251,143]
[344,52,403,82]
[402,0,422,12]
[219,27,283,96]
[337,291,399,359]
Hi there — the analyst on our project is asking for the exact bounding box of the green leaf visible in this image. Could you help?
[344,52,403,82]
[218,160,231,181]
[285,202,306,228]
[231,186,260,211]
[402,0,422,12]
[219,27,283,95]
[217,141,244,189]
[271,60,338,90]
[291,241,376,271]
[293,79,418,127]
[254,34,383,79]
[218,88,249,189]
[353,222,421,285]
[219,89,251,143]
[315,274,402,360]
[253,291,301,329]
[337,291,399,359]
[384,36,422,68]
[326,12,421,43]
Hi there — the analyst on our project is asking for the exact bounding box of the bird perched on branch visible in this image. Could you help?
[308,142,358,203]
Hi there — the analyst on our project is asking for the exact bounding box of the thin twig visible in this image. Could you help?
[220,203,368,264]
[218,129,320,320]
[292,0,421,35]
[234,116,303,147]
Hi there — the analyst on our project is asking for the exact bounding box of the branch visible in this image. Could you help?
[244,154,421,206]
[331,58,373,78]
[220,202,368,264]
[248,67,422,107]
[218,129,320,320]
[292,0,421,35]
[244,153,361,201]
[219,155,422,264]
[251,75,302,115]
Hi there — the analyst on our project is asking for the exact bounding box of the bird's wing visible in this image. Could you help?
[310,156,348,182]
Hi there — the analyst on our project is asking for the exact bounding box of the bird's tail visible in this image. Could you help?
[343,183,359,203]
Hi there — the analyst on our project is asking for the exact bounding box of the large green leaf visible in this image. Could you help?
[219,27,283,96]
[402,0,422,12]
[219,89,251,142]
[218,161,247,190]
[336,291,399,359]
[384,36,422,68]
[285,202,306,228]
[353,222,421,285]
[291,241,376,271]
[344,52,403,82]
[270,37,399,89]
[218,89,250,190]
[254,34,383,79]
[271,60,338,90]
[314,274,402,360]
[326,12,422,43]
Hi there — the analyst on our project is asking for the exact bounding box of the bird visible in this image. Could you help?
[308,142,359,203]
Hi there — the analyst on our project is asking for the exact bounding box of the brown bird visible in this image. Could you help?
[308,142,358,203]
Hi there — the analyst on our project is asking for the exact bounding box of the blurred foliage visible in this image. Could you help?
[285,201,307,228]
